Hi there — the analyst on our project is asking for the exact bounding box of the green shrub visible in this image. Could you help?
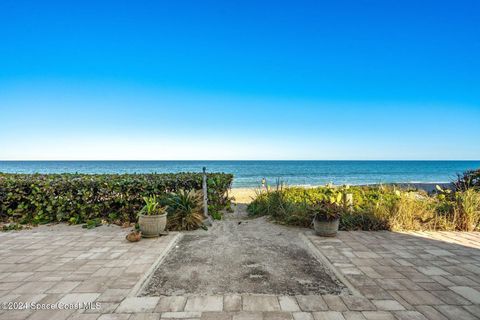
[247,185,480,231]
[455,168,480,191]
[0,172,233,227]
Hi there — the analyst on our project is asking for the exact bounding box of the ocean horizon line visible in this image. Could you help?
[1,159,479,162]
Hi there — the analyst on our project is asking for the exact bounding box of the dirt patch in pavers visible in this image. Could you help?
[140,207,348,296]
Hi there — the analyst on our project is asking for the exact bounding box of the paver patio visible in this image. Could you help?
[0,223,479,320]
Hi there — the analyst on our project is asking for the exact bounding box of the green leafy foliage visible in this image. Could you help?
[247,184,480,231]
[2,222,23,231]
[0,172,233,227]
[140,195,167,216]
[308,201,344,222]
[82,218,102,229]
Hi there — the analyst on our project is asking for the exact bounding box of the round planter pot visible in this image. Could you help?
[313,217,339,237]
[138,213,167,238]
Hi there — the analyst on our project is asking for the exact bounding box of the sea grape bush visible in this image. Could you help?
[0,172,233,226]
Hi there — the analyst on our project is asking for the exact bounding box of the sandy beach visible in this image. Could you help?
[230,187,258,204]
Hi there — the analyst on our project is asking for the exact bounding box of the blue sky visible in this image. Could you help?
[0,0,479,160]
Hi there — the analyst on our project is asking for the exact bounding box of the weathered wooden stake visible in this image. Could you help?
[202,167,209,218]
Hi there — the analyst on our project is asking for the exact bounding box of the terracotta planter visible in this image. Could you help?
[138,213,167,238]
[313,217,339,237]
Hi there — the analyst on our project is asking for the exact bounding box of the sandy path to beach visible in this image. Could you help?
[141,201,346,296]
[230,187,258,204]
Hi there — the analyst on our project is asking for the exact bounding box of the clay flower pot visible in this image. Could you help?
[126,230,142,242]
[313,216,340,237]
[138,213,167,238]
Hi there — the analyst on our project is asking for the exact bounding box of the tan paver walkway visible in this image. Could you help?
[0,225,479,320]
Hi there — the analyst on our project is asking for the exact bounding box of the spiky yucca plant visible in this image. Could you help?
[167,189,204,230]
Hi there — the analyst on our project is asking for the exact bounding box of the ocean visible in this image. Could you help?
[0,161,478,188]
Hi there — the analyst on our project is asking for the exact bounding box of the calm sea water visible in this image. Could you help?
[0,161,479,188]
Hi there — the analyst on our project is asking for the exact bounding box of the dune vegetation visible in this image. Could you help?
[247,170,480,232]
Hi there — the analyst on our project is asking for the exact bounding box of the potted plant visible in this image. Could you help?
[138,195,167,238]
[308,197,344,237]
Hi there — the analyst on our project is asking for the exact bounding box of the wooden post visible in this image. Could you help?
[202,167,209,218]
[344,193,353,211]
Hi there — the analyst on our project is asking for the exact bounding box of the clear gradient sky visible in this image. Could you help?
[1,0,479,160]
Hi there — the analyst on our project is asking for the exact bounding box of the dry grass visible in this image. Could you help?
[247,185,480,231]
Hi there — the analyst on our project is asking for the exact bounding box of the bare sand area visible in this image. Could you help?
[141,205,347,296]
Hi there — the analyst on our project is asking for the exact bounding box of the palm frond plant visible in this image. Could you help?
[167,189,205,231]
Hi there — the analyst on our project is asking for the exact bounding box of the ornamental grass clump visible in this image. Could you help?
[387,191,439,231]
[454,189,480,231]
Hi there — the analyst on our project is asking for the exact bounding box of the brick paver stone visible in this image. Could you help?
[435,305,478,320]
[156,296,187,312]
[279,296,301,312]
[115,297,159,313]
[360,311,395,320]
[263,311,294,320]
[340,297,375,311]
[242,295,280,312]
[184,296,223,312]
[223,295,241,312]
[371,300,405,311]
[312,311,345,320]
[293,312,315,320]
[392,311,429,320]
[449,286,480,304]
[296,296,328,312]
